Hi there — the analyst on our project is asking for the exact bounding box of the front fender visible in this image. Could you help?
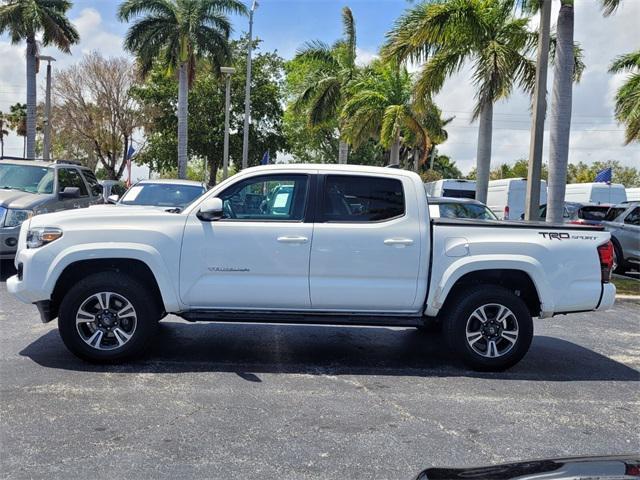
[425,255,553,317]
[44,243,183,312]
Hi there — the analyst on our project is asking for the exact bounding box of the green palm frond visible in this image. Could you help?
[341,6,356,68]
[380,104,406,148]
[609,50,640,74]
[601,0,621,17]
[609,49,640,144]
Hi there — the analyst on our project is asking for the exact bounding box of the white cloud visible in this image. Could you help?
[355,47,378,66]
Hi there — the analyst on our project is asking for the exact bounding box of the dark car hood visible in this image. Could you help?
[0,188,52,210]
[414,455,639,480]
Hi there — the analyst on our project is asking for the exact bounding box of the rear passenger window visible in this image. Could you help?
[82,170,102,197]
[321,175,405,222]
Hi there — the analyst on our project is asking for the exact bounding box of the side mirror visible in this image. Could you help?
[59,186,81,199]
[197,197,224,221]
[107,194,119,204]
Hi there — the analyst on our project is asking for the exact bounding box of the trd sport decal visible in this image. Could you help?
[538,232,598,241]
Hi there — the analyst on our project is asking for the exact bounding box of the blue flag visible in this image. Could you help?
[126,145,136,159]
[595,166,612,183]
[261,150,270,165]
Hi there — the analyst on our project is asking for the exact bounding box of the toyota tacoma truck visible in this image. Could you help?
[7,165,616,370]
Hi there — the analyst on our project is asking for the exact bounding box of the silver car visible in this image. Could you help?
[602,202,640,273]
[0,159,103,259]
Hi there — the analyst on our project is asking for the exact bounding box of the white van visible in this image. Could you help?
[424,179,476,199]
[564,183,627,204]
[486,178,548,220]
[625,187,640,202]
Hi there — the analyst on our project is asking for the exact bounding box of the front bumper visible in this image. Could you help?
[0,225,20,259]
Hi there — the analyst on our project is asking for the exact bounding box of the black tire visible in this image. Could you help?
[612,239,626,274]
[443,285,533,372]
[58,271,160,363]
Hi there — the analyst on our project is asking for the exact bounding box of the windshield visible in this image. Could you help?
[438,202,497,220]
[120,183,205,208]
[0,164,54,194]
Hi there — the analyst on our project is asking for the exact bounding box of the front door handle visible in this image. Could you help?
[384,238,414,247]
[277,235,309,244]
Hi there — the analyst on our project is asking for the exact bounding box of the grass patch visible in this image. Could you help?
[612,276,640,296]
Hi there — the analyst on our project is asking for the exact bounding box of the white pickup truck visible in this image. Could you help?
[7,165,616,370]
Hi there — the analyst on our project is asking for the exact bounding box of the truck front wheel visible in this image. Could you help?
[443,285,533,371]
[58,271,159,363]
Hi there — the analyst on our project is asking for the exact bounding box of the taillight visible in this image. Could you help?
[569,219,586,225]
[626,462,640,477]
[597,241,614,283]
[504,206,509,220]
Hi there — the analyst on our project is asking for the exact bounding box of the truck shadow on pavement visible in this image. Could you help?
[19,321,640,382]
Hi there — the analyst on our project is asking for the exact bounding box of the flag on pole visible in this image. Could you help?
[261,150,270,165]
[125,145,135,187]
[595,166,612,184]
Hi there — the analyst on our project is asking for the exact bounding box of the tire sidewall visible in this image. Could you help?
[445,286,533,371]
[58,272,158,362]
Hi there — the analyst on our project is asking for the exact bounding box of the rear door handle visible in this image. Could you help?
[277,235,309,244]
[384,238,414,247]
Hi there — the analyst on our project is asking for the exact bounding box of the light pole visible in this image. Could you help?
[39,55,56,161]
[221,66,236,180]
[241,0,258,170]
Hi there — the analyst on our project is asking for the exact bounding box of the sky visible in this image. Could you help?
[1,0,639,177]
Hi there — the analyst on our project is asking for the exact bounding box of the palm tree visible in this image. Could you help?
[609,50,640,144]
[7,103,27,157]
[545,0,620,223]
[118,0,247,179]
[292,7,358,164]
[383,0,536,203]
[0,0,79,160]
[341,59,449,167]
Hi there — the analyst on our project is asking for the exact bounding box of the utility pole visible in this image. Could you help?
[524,0,551,221]
[221,66,236,180]
[241,0,258,170]
[39,55,56,161]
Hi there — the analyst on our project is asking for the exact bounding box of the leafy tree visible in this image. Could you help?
[6,103,27,157]
[133,37,287,184]
[51,53,143,179]
[0,0,79,159]
[341,60,449,167]
[384,0,537,203]
[290,7,358,164]
[567,160,639,187]
[609,50,640,145]
[118,0,247,179]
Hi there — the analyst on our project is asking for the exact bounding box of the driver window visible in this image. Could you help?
[218,174,308,221]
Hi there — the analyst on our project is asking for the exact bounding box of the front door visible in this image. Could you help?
[309,173,423,312]
[56,167,91,210]
[180,173,313,309]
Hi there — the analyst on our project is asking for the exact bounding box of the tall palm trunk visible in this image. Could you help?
[338,139,349,164]
[475,102,493,204]
[390,135,401,166]
[25,36,37,159]
[177,62,189,179]
[547,1,574,224]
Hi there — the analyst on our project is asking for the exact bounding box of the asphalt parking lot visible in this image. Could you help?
[0,261,638,480]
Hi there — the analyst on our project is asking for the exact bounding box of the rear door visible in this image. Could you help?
[80,169,104,205]
[619,207,640,263]
[309,173,423,312]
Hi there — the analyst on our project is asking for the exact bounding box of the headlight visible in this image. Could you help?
[26,227,63,249]
[4,209,33,227]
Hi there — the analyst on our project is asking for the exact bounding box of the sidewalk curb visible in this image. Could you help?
[616,294,640,300]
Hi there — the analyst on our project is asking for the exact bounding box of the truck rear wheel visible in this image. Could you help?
[58,271,159,363]
[443,285,533,371]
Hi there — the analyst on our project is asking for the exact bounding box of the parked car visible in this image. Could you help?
[424,179,476,199]
[0,159,102,259]
[8,165,615,371]
[602,202,639,272]
[428,197,497,220]
[564,182,627,204]
[487,178,548,220]
[535,202,612,226]
[111,179,207,211]
[99,180,127,204]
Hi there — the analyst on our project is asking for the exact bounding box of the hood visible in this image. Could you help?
[29,203,181,228]
[0,189,52,210]
[414,455,639,480]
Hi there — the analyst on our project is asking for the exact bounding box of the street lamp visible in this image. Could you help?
[241,0,258,170]
[221,66,236,180]
[38,55,56,161]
